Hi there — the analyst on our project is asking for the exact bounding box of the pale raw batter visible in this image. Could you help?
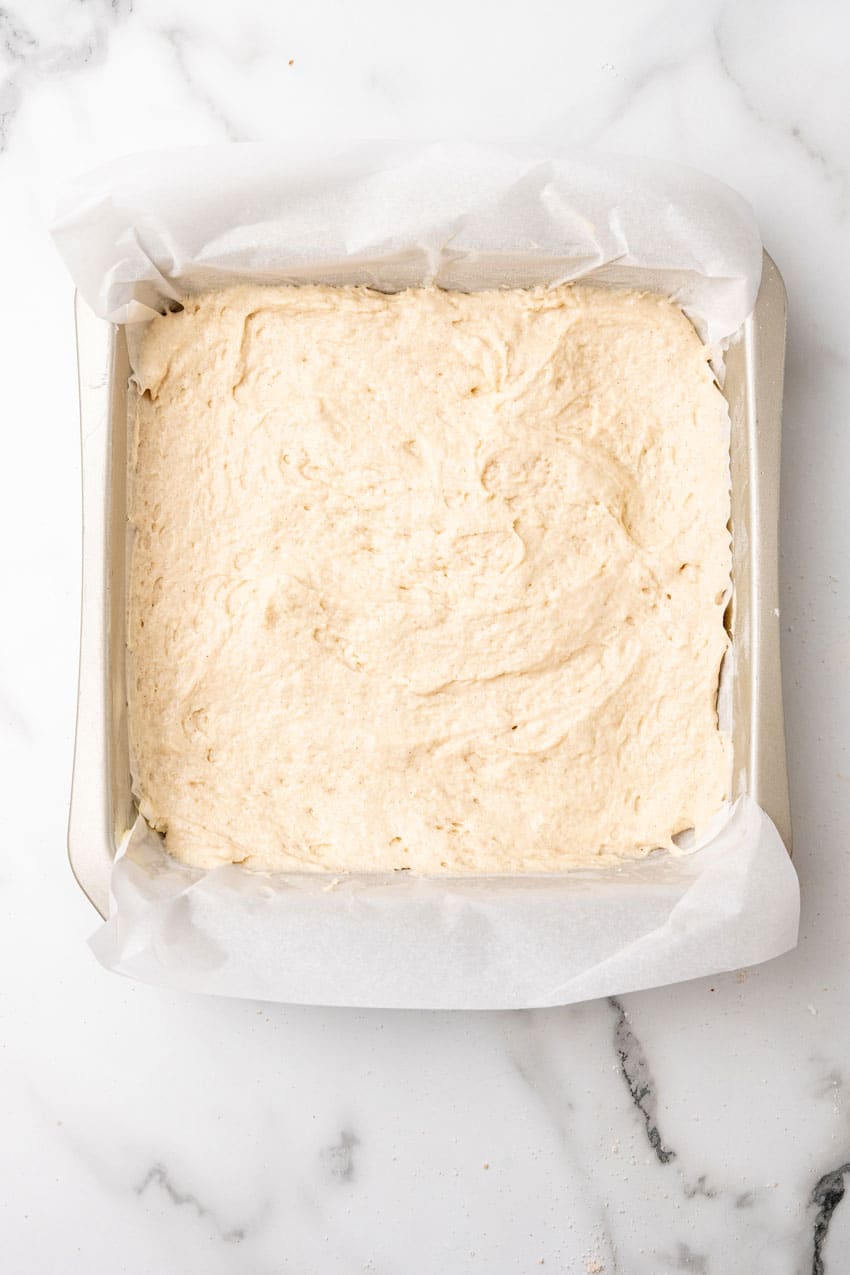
[128,283,731,872]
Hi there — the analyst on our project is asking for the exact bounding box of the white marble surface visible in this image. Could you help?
[2,1,849,1271]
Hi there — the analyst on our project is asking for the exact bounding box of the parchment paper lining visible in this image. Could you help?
[53,142,799,1007]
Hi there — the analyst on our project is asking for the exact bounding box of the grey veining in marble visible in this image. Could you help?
[136,1164,248,1244]
[610,998,676,1166]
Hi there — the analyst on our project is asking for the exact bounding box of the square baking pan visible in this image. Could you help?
[67,253,791,919]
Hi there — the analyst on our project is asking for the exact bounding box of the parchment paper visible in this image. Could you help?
[54,142,799,1008]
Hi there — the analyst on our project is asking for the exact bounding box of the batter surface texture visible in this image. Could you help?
[128,283,731,872]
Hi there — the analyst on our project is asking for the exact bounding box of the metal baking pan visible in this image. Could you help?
[67,252,791,919]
